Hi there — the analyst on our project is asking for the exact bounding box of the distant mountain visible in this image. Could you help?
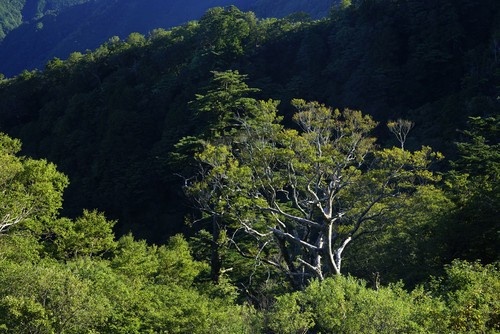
[0,0,94,39]
[0,0,337,77]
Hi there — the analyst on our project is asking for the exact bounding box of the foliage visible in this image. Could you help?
[0,132,261,333]
[0,2,492,246]
[0,0,333,77]
[267,275,447,333]
[0,29,497,327]
[46,209,117,259]
[453,115,499,179]
[197,7,257,60]
[345,183,455,287]
[0,259,111,333]
[442,115,499,264]
[0,0,96,42]
[430,260,500,333]
[267,260,499,333]
[0,0,497,247]
[0,0,23,40]
[0,5,498,328]
[0,132,68,234]
[185,71,443,289]
[0,247,261,334]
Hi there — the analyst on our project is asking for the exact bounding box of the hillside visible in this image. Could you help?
[0,0,498,247]
[0,0,500,334]
[0,2,498,330]
[0,0,94,40]
[0,0,337,77]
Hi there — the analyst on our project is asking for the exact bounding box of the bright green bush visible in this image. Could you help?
[431,260,500,333]
[267,275,451,334]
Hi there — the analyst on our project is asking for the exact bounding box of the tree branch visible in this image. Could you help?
[270,228,320,251]
[258,204,322,228]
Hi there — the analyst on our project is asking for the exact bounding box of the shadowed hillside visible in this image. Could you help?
[0,0,338,76]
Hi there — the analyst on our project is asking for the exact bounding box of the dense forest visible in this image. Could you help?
[0,0,499,332]
[0,0,336,77]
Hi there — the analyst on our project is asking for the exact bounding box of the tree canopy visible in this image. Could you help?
[0,2,498,330]
[184,71,444,288]
[0,131,497,333]
[0,132,67,234]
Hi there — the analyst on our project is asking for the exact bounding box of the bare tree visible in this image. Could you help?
[387,119,414,150]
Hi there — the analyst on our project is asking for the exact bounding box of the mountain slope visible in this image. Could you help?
[0,0,95,40]
[0,1,497,243]
[0,0,337,77]
[0,0,24,40]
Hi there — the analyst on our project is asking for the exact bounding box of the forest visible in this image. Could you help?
[0,0,335,77]
[0,0,499,332]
